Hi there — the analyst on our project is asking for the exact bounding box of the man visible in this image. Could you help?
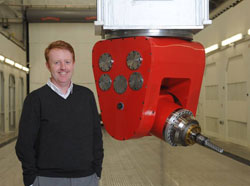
[16,40,104,186]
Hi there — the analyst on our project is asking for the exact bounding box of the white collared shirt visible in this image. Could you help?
[47,79,73,99]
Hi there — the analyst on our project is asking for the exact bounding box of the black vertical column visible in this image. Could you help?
[25,10,30,94]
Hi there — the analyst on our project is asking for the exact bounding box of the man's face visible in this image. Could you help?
[46,48,75,88]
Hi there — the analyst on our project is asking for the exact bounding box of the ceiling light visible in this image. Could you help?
[205,44,219,54]
[5,58,15,65]
[22,66,29,72]
[248,29,250,35]
[0,55,4,61]
[15,63,23,69]
[221,33,243,46]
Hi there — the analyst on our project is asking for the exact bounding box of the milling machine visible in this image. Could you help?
[92,0,223,153]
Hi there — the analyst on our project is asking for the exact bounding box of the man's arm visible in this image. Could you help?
[90,93,104,178]
[15,93,40,186]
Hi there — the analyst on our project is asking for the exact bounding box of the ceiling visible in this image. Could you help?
[0,0,244,21]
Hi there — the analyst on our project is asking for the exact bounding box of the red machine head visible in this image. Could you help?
[92,36,204,139]
[92,36,223,153]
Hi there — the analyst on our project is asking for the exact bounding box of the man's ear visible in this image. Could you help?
[46,62,50,70]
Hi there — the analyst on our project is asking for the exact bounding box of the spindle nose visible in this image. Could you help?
[163,108,224,154]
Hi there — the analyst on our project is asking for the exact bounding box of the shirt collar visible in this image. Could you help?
[47,79,73,99]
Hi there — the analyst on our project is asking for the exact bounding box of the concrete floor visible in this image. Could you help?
[0,128,250,186]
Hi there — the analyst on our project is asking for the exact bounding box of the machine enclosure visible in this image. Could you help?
[92,37,205,140]
[95,0,211,32]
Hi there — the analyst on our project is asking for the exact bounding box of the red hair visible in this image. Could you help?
[45,40,75,62]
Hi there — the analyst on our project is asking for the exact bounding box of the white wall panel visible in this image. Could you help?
[74,43,96,64]
[29,43,50,84]
[194,0,250,147]
[205,101,220,118]
[205,116,219,134]
[227,82,247,101]
[0,34,26,66]
[205,85,218,100]
[227,101,247,123]
[204,61,221,137]
[227,55,246,83]
[228,120,247,143]
[226,53,247,142]
[205,63,217,86]
[73,63,95,84]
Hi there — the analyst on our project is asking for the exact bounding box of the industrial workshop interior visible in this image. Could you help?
[0,0,250,186]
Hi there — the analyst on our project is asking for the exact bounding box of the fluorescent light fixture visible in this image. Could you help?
[221,33,243,46]
[15,63,23,69]
[248,29,250,35]
[22,66,29,72]
[0,55,4,61]
[5,58,15,65]
[205,44,219,54]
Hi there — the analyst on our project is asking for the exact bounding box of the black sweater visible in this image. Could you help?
[15,84,104,186]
